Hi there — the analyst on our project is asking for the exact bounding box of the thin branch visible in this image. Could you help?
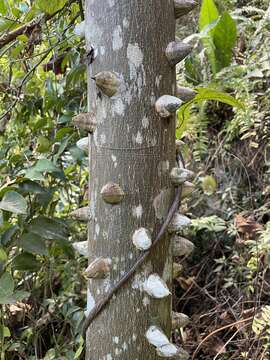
[0,0,76,49]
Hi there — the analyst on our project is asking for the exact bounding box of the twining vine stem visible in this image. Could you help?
[82,153,185,339]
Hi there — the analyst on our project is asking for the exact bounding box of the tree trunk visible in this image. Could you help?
[85,1,176,358]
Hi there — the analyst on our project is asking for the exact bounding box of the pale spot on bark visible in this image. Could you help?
[100,46,105,55]
[95,223,100,236]
[113,97,125,116]
[106,355,112,360]
[113,336,119,344]
[133,131,143,144]
[155,74,162,88]
[112,25,123,51]
[132,204,143,219]
[142,296,150,307]
[100,133,106,145]
[122,342,128,351]
[142,116,149,128]
[127,43,143,69]
[123,17,129,28]
[107,0,115,7]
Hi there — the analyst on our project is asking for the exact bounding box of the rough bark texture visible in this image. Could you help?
[85,1,176,358]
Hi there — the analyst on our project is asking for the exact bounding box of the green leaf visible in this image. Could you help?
[177,88,244,139]
[1,225,19,246]
[194,88,245,109]
[0,272,14,301]
[13,253,41,271]
[0,0,8,15]
[0,248,7,263]
[36,136,51,153]
[177,105,191,138]
[0,18,16,32]
[202,176,217,195]
[36,0,67,15]
[24,159,65,181]
[199,0,219,32]
[213,12,237,71]
[29,216,68,241]
[20,233,49,256]
[0,191,27,214]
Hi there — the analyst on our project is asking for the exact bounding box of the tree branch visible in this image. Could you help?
[0,0,76,49]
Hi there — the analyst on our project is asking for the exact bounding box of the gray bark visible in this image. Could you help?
[85,1,176,358]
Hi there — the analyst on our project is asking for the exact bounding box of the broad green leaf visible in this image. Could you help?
[29,216,68,241]
[13,253,41,271]
[19,180,47,194]
[194,88,245,109]
[0,272,14,300]
[36,0,67,15]
[0,290,30,305]
[1,326,11,338]
[177,88,244,139]
[34,159,60,173]
[20,233,49,256]
[1,225,19,246]
[0,191,28,214]
[199,0,219,31]
[36,136,51,153]
[213,12,237,71]
[25,159,65,181]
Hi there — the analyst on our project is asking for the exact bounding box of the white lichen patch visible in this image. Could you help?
[113,336,119,344]
[95,223,100,236]
[131,273,145,291]
[142,296,150,307]
[132,204,143,219]
[107,0,115,7]
[112,25,123,51]
[142,116,149,128]
[132,228,152,251]
[127,43,145,90]
[143,274,171,298]
[123,17,129,28]
[127,43,143,70]
[132,131,143,145]
[158,160,170,176]
[106,354,112,360]
[145,326,170,348]
[155,74,162,88]
[112,97,125,116]
[100,133,106,145]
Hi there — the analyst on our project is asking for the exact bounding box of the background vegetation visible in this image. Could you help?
[0,0,269,359]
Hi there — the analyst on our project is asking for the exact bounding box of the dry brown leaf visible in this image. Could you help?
[235,214,262,239]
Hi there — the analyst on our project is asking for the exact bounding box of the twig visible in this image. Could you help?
[191,316,253,360]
